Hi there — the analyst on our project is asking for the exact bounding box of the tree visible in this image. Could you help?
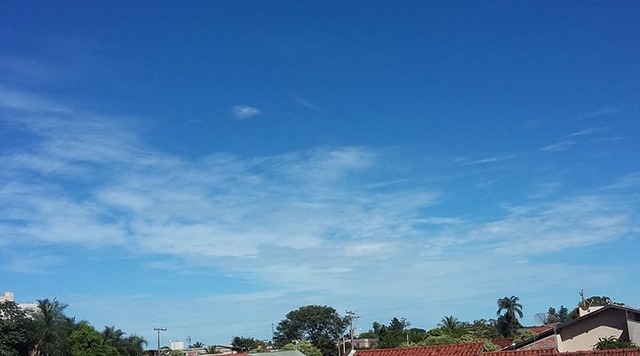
[0,301,29,356]
[547,305,570,324]
[273,305,346,356]
[190,341,205,349]
[438,316,461,336]
[231,336,260,352]
[375,317,410,349]
[69,322,118,356]
[496,296,523,337]
[465,319,500,339]
[122,335,147,356]
[102,326,126,354]
[31,298,74,356]
[282,340,322,356]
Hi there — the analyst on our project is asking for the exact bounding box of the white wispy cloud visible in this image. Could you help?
[289,93,323,112]
[231,104,261,119]
[540,140,576,152]
[0,86,72,114]
[1,88,638,343]
[5,251,65,274]
[578,107,617,120]
[452,153,518,167]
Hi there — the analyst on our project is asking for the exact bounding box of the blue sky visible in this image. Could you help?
[1,0,639,347]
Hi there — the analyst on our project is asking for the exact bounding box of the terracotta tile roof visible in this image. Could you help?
[484,350,558,356]
[354,343,483,356]
[483,348,640,356]
[491,338,515,348]
[562,349,640,356]
[527,327,553,334]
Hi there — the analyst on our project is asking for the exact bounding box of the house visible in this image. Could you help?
[353,338,379,349]
[354,343,484,356]
[486,348,640,356]
[509,305,640,352]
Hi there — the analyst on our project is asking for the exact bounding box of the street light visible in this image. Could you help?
[154,327,167,356]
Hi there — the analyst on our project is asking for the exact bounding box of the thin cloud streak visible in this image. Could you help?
[578,107,617,120]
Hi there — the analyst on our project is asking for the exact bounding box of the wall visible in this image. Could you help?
[557,308,627,352]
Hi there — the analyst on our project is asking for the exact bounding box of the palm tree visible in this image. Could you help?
[123,335,147,356]
[496,296,524,337]
[102,325,126,353]
[190,341,205,348]
[31,298,72,356]
[102,326,147,356]
[205,345,218,354]
[438,315,461,335]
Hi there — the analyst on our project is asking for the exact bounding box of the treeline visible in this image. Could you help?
[0,298,146,356]
[242,295,623,356]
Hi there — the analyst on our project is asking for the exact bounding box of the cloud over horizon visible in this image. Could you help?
[1,88,639,343]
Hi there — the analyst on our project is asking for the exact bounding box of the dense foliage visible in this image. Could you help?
[273,305,347,356]
[594,336,637,350]
[0,299,146,356]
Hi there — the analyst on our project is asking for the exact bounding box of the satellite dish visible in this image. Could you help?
[534,313,548,325]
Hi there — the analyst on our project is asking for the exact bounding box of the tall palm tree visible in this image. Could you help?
[496,296,524,337]
[31,298,71,356]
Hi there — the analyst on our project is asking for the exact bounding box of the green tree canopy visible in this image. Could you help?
[0,301,29,356]
[273,305,346,356]
[69,322,119,356]
[231,336,261,352]
[101,325,146,356]
[370,317,410,349]
[282,340,322,356]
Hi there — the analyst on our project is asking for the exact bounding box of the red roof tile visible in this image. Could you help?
[354,343,483,356]
[491,339,515,348]
[528,327,553,334]
[483,348,640,356]
[484,350,558,356]
[561,349,640,356]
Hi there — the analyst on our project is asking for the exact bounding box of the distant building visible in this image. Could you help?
[1,291,38,313]
[171,341,185,350]
[1,291,15,302]
[352,338,378,349]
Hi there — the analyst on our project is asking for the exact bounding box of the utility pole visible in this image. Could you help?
[403,320,411,346]
[154,327,167,356]
[346,310,359,351]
